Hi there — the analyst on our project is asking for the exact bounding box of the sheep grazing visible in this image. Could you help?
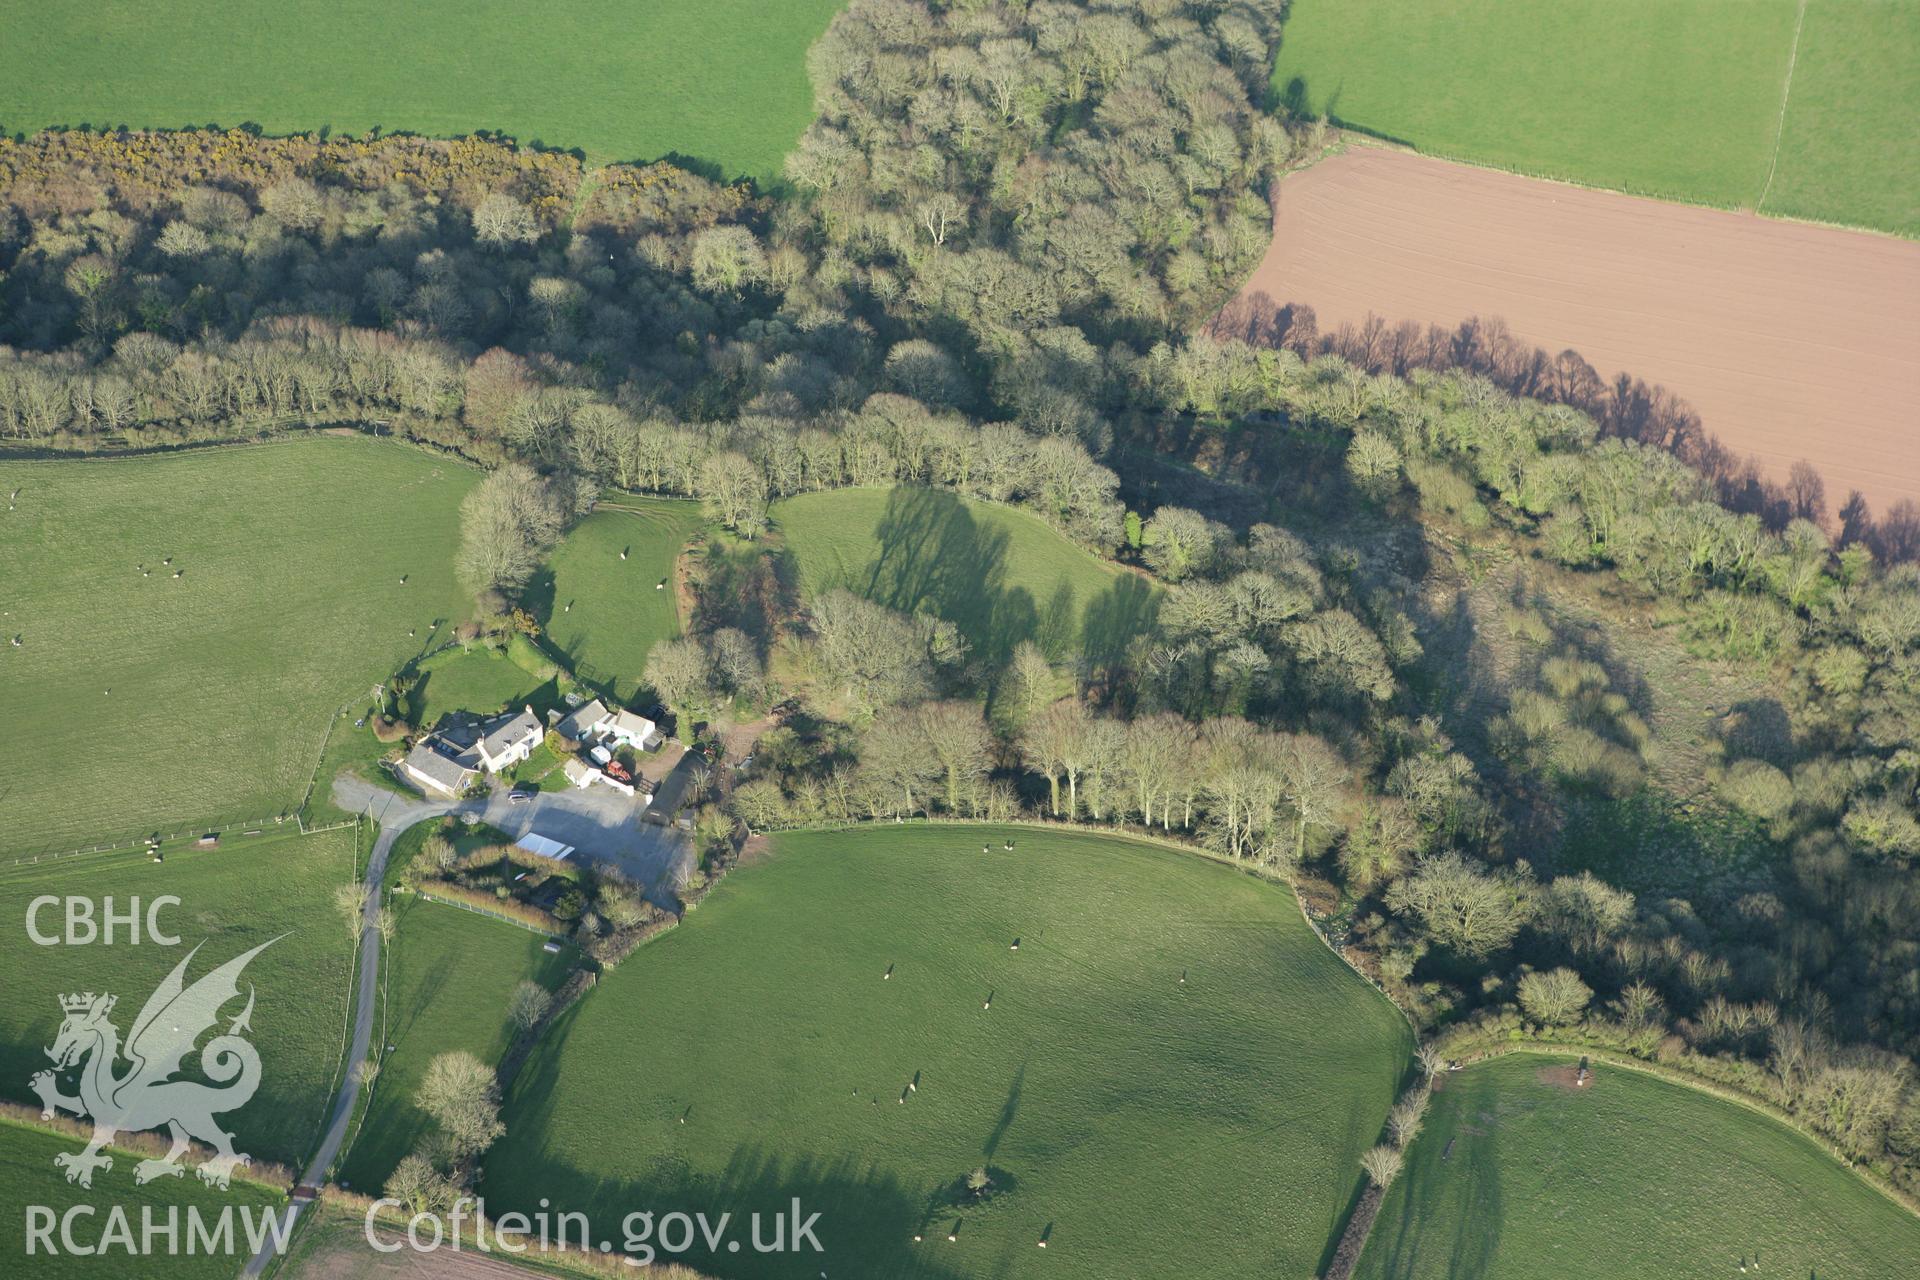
[656,580,666,590]
[982,844,991,853]
[619,550,628,560]
[173,570,183,578]
[883,963,894,979]
[1004,840,1014,850]
[163,557,171,565]
[1010,939,1019,951]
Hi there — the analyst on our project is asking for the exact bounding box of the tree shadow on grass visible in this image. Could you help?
[523,565,558,629]
[863,487,1015,654]
[855,486,1159,672]
[490,1003,979,1278]
[1361,1092,1504,1280]
[982,1062,1024,1161]
[1081,575,1160,672]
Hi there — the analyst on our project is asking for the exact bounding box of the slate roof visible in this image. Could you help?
[404,742,474,792]
[478,706,541,761]
[556,699,611,741]
[608,709,658,742]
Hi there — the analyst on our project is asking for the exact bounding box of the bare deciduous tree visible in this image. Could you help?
[457,462,567,596]
[417,1051,504,1158]
[914,701,994,814]
[333,881,370,944]
[507,980,552,1033]
[1019,699,1091,817]
[1360,1144,1403,1188]
[1517,967,1593,1026]
[472,192,538,249]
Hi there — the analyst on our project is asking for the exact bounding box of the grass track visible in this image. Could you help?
[773,487,1161,668]
[1355,1053,1920,1280]
[0,1118,283,1278]
[337,897,573,1192]
[536,499,701,702]
[1272,0,1917,236]
[0,438,473,854]
[1760,1,1920,234]
[0,0,844,181]
[485,825,1412,1279]
[0,827,359,1167]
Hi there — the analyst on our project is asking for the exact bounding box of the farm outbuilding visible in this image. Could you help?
[558,698,664,752]
[513,831,576,861]
[401,741,478,797]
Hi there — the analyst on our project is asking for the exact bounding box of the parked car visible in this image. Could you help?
[508,785,537,804]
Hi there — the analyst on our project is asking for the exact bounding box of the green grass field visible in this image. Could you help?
[0,827,359,1167]
[485,825,1412,1279]
[337,897,572,1193]
[0,438,474,854]
[1760,1,1920,234]
[1356,1053,1920,1280]
[0,1118,285,1278]
[0,0,844,181]
[536,499,701,702]
[412,645,548,729]
[1272,0,1920,236]
[773,488,1161,668]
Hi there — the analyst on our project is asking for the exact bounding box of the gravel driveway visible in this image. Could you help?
[331,773,693,901]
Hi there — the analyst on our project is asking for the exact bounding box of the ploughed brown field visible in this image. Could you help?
[1220,147,1920,521]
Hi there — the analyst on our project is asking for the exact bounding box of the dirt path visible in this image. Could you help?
[1757,0,1809,211]
[1223,147,1920,519]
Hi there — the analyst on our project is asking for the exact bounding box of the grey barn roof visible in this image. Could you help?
[479,706,541,759]
[404,742,474,791]
[556,698,610,741]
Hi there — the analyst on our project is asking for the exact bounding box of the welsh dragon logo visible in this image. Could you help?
[30,939,277,1190]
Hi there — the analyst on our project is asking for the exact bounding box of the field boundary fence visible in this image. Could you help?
[7,816,360,868]
[9,815,303,867]
[8,676,395,869]
[294,691,375,826]
[412,888,567,939]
